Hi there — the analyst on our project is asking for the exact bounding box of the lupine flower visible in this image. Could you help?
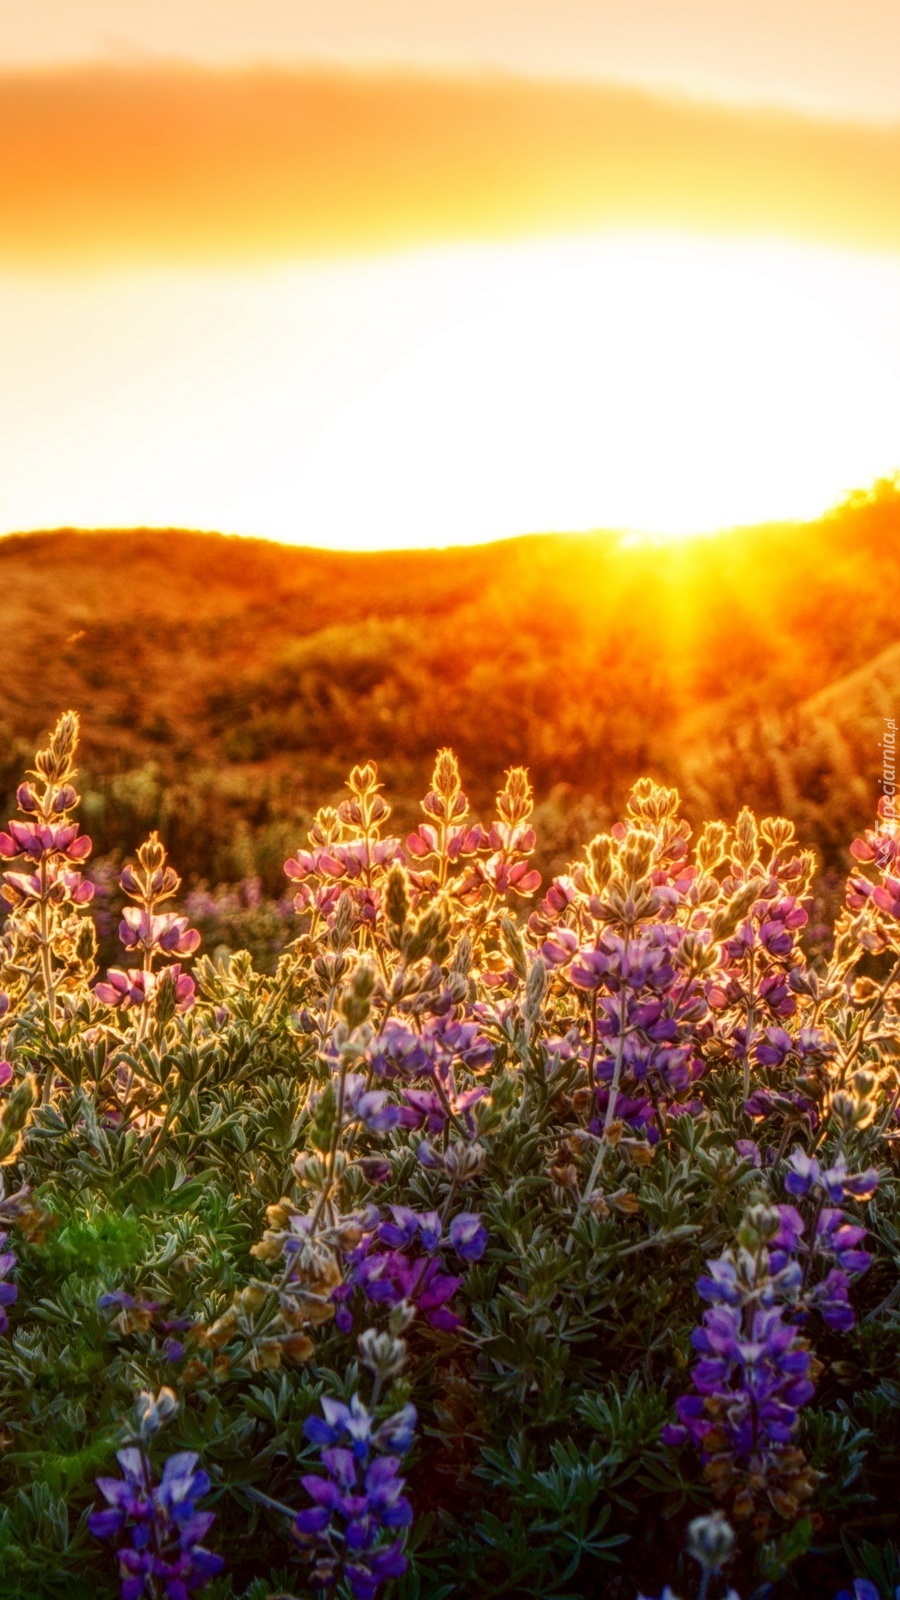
[0,1229,18,1335]
[406,820,485,862]
[95,965,196,1012]
[331,1074,402,1136]
[89,1448,223,1599]
[0,818,92,864]
[96,836,200,1016]
[663,1205,820,1530]
[399,1080,488,1138]
[773,1148,877,1330]
[783,1148,878,1204]
[448,1211,489,1261]
[119,908,201,959]
[294,1394,415,1600]
[871,877,900,918]
[335,1203,487,1333]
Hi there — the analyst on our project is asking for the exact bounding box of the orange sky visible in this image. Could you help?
[5,67,900,267]
[3,9,900,548]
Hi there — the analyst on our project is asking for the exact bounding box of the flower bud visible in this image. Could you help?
[737,1202,781,1250]
[358,1326,407,1381]
[686,1511,735,1573]
[135,1384,178,1437]
[830,1089,860,1132]
[443,1141,487,1181]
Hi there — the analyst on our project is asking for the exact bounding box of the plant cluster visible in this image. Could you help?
[0,715,898,1599]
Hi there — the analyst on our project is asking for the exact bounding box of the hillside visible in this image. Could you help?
[1,482,898,886]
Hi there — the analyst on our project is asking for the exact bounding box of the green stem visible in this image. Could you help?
[38,858,57,1105]
[576,932,631,1217]
[743,945,756,1104]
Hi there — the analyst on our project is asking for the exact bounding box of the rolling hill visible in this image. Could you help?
[1,481,897,886]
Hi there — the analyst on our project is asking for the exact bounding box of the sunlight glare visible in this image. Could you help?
[286,238,900,545]
[2,235,900,547]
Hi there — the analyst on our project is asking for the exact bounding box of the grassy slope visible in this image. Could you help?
[0,484,898,879]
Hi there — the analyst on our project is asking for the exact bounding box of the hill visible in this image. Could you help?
[1,482,898,887]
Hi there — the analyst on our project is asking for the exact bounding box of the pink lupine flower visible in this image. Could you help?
[285,846,347,882]
[95,968,152,1008]
[851,825,900,869]
[2,863,94,908]
[119,907,200,958]
[542,876,578,916]
[95,965,196,1012]
[338,837,403,876]
[406,822,485,861]
[541,927,578,966]
[0,819,91,863]
[478,854,541,897]
[872,876,900,918]
[486,820,536,854]
[846,875,874,910]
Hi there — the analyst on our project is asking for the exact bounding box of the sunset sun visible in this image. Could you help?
[278,235,900,547]
[3,235,900,548]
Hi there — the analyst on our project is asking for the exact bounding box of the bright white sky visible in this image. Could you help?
[4,0,900,120]
[4,6,900,547]
[4,235,900,547]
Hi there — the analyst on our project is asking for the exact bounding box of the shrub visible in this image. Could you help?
[0,714,897,1599]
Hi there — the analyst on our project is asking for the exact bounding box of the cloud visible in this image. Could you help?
[4,66,900,265]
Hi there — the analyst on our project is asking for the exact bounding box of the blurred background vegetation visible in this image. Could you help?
[1,478,897,965]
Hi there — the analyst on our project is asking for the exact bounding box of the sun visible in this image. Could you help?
[3,233,900,547]
[280,235,900,548]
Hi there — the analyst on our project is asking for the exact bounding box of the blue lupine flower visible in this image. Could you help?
[0,1231,18,1335]
[89,1447,223,1600]
[295,1394,416,1600]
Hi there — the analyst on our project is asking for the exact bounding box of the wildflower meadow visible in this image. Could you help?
[0,711,898,1600]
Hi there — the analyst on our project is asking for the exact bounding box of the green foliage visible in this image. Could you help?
[0,717,898,1599]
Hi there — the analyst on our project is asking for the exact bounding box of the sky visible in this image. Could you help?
[3,3,900,547]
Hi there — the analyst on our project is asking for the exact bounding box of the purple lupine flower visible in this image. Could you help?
[340,1076,402,1136]
[755,1026,794,1067]
[777,1147,877,1329]
[119,908,200,959]
[89,1447,223,1599]
[448,1212,488,1262]
[295,1394,415,1600]
[872,877,900,919]
[96,836,200,1021]
[663,1206,819,1530]
[0,818,91,864]
[2,860,94,910]
[399,1079,488,1138]
[568,927,709,1139]
[338,1202,485,1333]
[0,1230,18,1335]
[366,1021,435,1081]
[95,965,196,1013]
[836,1583,882,1600]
